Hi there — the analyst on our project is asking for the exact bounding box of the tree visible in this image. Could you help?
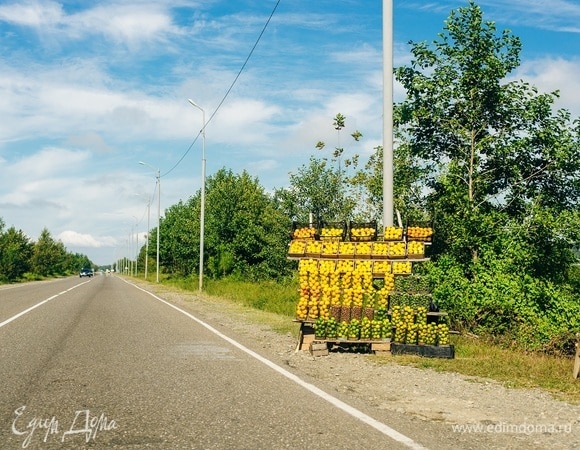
[277,113,365,223]
[157,168,293,281]
[30,228,68,277]
[391,1,579,350]
[277,156,355,223]
[0,225,33,281]
[394,1,579,273]
[204,168,292,280]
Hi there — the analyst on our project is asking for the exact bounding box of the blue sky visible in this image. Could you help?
[0,0,578,266]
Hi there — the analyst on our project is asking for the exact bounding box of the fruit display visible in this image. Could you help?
[407,241,425,257]
[437,323,450,345]
[371,319,383,340]
[381,318,392,339]
[355,241,373,257]
[371,241,389,258]
[348,318,361,340]
[350,228,377,241]
[336,259,354,273]
[384,226,403,241]
[288,240,306,256]
[291,218,451,355]
[326,317,338,338]
[350,225,376,241]
[354,259,373,273]
[321,241,339,257]
[418,322,438,346]
[337,321,349,339]
[389,292,431,309]
[293,226,317,240]
[391,305,450,346]
[394,275,431,294]
[305,240,322,256]
[392,261,412,274]
[391,306,407,343]
[387,241,407,258]
[372,260,391,276]
[406,225,433,241]
[320,226,345,241]
[360,317,372,340]
[338,241,356,257]
[315,317,327,339]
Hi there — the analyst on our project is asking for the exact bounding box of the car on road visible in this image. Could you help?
[79,268,93,278]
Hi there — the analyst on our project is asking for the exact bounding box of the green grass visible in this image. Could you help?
[139,274,580,405]
[374,334,580,404]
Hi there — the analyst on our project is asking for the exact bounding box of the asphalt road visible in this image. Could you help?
[0,274,424,450]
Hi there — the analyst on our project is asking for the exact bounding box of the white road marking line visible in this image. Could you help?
[0,280,91,329]
[125,279,427,450]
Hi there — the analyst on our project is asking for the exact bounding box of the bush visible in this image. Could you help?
[424,256,580,354]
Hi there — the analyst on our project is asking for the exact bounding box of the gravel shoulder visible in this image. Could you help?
[136,279,580,449]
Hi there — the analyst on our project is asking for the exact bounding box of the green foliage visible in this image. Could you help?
[0,220,94,282]
[395,0,579,267]
[0,226,33,282]
[30,228,68,276]
[392,1,579,353]
[278,156,355,222]
[426,255,580,353]
[276,113,364,222]
[157,168,293,281]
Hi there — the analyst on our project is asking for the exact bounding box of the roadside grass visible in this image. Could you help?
[159,274,298,335]
[373,334,580,405]
[144,274,580,405]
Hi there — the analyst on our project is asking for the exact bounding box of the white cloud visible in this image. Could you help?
[480,0,580,33]
[0,1,182,46]
[511,57,580,118]
[0,0,63,27]
[58,230,117,248]
[10,147,91,179]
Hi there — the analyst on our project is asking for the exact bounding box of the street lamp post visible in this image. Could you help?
[188,99,206,292]
[139,161,161,283]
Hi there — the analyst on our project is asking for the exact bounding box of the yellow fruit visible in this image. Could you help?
[384,226,403,240]
[320,227,343,239]
[338,242,355,255]
[407,226,433,240]
[372,242,389,256]
[351,227,375,239]
[288,240,306,255]
[392,261,412,274]
[356,241,372,255]
[373,260,391,275]
[407,241,425,256]
[293,226,316,239]
[388,242,406,257]
[305,240,322,255]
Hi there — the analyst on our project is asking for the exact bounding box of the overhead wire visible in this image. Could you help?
[161,0,282,178]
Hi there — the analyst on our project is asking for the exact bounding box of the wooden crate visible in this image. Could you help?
[371,341,391,355]
[296,323,316,351]
[310,341,329,357]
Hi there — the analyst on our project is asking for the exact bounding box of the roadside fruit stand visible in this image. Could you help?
[288,220,454,358]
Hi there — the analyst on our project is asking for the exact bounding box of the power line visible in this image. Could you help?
[162,0,282,178]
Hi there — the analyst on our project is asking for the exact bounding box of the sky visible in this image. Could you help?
[0,0,578,266]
